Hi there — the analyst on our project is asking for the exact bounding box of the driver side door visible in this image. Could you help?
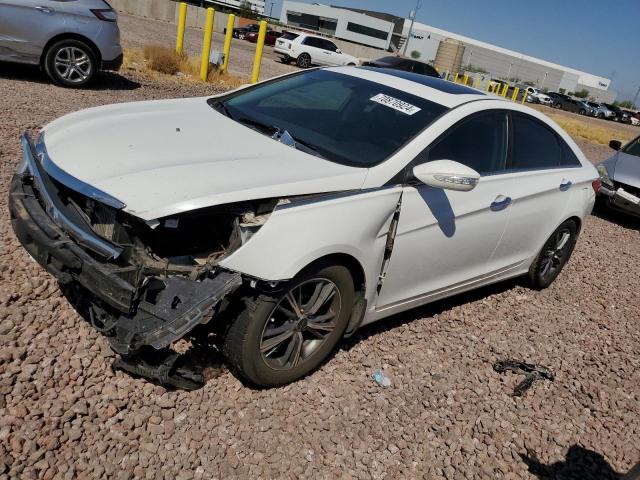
[376,110,514,311]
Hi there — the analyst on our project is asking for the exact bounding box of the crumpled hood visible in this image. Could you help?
[603,151,640,188]
[42,97,368,220]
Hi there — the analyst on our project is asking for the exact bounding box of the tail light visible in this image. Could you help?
[592,179,602,193]
[91,9,117,22]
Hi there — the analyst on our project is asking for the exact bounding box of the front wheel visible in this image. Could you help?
[528,219,578,290]
[296,53,311,69]
[222,263,355,386]
[43,39,97,87]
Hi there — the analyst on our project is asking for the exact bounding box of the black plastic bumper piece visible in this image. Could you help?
[9,174,135,312]
[102,53,123,71]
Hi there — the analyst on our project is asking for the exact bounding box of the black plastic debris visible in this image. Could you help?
[112,347,204,391]
[493,360,555,397]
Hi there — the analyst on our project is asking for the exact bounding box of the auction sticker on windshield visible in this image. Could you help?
[370,94,422,115]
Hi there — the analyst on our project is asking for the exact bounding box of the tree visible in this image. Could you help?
[573,89,589,99]
[238,0,258,19]
[410,50,421,60]
[618,100,637,109]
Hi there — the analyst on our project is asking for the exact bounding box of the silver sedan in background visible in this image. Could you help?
[597,135,640,217]
[0,0,122,87]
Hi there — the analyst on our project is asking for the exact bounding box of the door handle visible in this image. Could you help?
[36,6,54,13]
[559,179,572,191]
[490,195,512,211]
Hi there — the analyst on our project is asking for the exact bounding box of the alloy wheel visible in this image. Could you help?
[539,228,572,280]
[53,47,92,84]
[260,278,342,371]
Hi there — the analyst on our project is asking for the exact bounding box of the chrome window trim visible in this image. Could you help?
[20,134,123,260]
[36,133,126,210]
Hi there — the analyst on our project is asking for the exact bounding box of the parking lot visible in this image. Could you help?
[0,16,639,480]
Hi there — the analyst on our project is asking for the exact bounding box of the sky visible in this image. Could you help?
[266,0,640,102]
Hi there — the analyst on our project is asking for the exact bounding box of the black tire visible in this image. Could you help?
[296,53,311,69]
[280,56,292,64]
[528,219,578,290]
[580,109,586,115]
[222,263,355,387]
[598,113,605,119]
[43,39,97,87]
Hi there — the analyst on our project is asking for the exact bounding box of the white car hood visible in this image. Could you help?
[42,97,368,220]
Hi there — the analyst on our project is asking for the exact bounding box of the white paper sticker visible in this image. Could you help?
[370,93,421,115]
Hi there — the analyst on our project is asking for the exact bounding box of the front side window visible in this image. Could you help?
[510,113,575,170]
[426,111,508,175]
[212,70,448,167]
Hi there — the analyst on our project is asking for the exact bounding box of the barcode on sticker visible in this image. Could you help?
[370,94,421,115]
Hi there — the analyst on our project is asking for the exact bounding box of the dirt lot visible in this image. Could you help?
[0,60,639,480]
[118,13,298,81]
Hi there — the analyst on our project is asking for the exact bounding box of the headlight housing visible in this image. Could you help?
[596,164,613,187]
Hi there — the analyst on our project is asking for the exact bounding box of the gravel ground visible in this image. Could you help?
[0,66,639,480]
[118,13,298,81]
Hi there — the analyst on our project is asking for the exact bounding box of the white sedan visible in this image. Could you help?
[10,67,598,387]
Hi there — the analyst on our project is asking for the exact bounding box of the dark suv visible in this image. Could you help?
[362,56,440,78]
[547,93,581,113]
[604,104,632,123]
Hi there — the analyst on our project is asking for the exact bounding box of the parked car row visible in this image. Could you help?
[538,91,637,124]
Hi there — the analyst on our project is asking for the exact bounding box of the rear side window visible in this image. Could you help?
[510,113,580,169]
[427,111,508,175]
[282,32,299,40]
[303,37,322,47]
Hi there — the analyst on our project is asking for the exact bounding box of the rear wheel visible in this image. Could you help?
[296,53,311,69]
[222,263,354,386]
[44,39,97,87]
[528,220,578,289]
[580,109,586,115]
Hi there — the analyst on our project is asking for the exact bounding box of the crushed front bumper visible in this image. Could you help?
[9,134,242,355]
[599,184,640,217]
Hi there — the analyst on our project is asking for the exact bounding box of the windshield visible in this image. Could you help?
[623,136,640,158]
[209,69,448,167]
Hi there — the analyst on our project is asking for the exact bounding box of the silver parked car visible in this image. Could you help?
[0,0,122,87]
[596,135,640,217]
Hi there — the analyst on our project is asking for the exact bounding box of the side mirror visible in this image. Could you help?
[609,140,622,151]
[335,49,342,54]
[412,160,480,192]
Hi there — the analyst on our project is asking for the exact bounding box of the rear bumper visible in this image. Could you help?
[102,53,123,71]
[9,135,242,354]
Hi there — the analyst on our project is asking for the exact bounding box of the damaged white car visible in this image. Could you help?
[10,67,598,387]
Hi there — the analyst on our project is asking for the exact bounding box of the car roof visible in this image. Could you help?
[327,66,488,108]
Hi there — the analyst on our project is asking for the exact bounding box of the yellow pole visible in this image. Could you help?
[250,20,268,84]
[463,74,468,85]
[454,72,459,83]
[502,84,509,97]
[486,81,491,93]
[176,2,187,55]
[221,14,235,73]
[199,8,215,81]
[511,87,519,102]
[521,89,527,104]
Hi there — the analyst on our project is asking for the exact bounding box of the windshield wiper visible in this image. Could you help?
[213,101,234,119]
[278,130,327,159]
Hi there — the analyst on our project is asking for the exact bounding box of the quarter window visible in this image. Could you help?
[427,111,508,174]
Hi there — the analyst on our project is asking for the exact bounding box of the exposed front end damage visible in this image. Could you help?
[8,134,277,363]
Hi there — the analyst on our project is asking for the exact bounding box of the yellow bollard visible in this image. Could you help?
[453,73,459,83]
[521,90,527,104]
[511,87,519,102]
[486,81,491,93]
[463,74,468,85]
[250,20,268,84]
[502,84,509,97]
[221,14,235,73]
[176,2,187,55]
[199,8,215,81]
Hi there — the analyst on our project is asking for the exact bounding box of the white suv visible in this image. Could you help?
[274,32,358,68]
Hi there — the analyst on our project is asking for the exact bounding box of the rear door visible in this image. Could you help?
[0,0,65,63]
[491,112,583,266]
[318,39,339,65]
[300,36,325,64]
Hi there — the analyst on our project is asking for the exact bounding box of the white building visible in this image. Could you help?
[279,1,395,50]
[277,2,614,101]
[207,0,265,15]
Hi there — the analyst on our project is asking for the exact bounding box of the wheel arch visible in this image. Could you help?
[294,253,366,293]
[41,33,102,67]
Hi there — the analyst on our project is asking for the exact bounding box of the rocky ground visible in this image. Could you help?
[0,63,639,480]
